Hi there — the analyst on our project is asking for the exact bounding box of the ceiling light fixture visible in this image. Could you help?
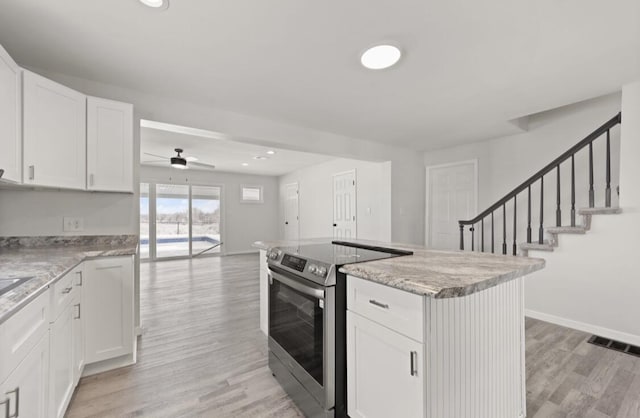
[242,163,249,167]
[253,156,267,160]
[360,44,402,70]
[266,150,276,155]
[139,0,169,10]
[171,148,187,169]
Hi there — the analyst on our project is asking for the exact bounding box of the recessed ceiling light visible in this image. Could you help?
[139,0,169,10]
[360,45,402,70]
[242,163,249,166]
[266,150,276,155]
[253,156,268,160]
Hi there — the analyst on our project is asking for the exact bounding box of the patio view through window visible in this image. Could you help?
[140,183,222,260]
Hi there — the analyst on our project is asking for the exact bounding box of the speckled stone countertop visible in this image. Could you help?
[253,239,545,298]
[0,235,138,324]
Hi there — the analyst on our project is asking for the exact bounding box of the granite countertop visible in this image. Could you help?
[253,238,545,298]
[0,235,138,324]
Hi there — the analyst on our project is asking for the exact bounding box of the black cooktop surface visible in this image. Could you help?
[277,241,413,267]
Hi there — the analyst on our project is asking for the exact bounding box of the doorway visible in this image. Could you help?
[333,170,357,239]
[425,160,478,250]
[283,182,299,241]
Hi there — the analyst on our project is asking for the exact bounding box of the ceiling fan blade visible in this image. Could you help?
[143,152,170,159]
[185,156,198,162]
[141,159,167,163]
[190,161,216,170]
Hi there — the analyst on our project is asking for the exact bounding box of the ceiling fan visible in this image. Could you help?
[143,148,216,170]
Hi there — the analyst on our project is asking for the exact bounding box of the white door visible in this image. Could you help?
[333,170,356,240]
[426,161,477,250]
[1,334,49,418]
[347,311,424,418]
[23,70,86,189]
[0,43,22,183]
[87,96,134,192]
[283,182,299,240]
[83,256,134,364]
[49,302,75,418]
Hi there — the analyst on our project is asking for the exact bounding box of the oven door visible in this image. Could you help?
[268,267,335,409]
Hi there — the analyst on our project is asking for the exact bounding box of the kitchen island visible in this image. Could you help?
[254,239,545,418]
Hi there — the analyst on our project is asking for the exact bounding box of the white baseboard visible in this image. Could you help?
[82,353,136,377]
[525,309,640,346]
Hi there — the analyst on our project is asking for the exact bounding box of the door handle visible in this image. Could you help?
[76,271,83,286]
[410,351,418,376]
[74,303,81,320]
[6,387,18,418]
[333,223,337,227]
[285,221,289,225]
[28,165,35,180]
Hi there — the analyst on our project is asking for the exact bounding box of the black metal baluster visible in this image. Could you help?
[502,203,507,255]
[589,142,595,208]
[481,218,485,252]
[605,129,611,207]
[556,165,561,227]
[459,224,464,251]
[571,155,576,227]
[513,195,517,255]
[491,211,495,253]
[471,225,475,251]
[539,176,544,244]
[527,185,532,243]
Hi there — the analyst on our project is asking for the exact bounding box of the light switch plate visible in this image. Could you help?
[63,217,84,232]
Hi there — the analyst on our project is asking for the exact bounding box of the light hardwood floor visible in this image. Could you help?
[66,254,640,418]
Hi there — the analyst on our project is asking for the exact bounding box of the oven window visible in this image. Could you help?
[269,278,324,386]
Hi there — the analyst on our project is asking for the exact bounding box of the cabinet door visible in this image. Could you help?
[72,292,84,386]
[87,97,133,192]
[23,70,86,190]
[0,43,21,183]
[49,302,75,418]
[0,334,49,418]
[347,311,425,418]
[83,256,134,364]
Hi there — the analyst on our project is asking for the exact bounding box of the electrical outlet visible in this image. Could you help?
[63,217,84,232]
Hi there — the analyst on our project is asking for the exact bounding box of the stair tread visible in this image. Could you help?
[520,242,555,252]
[578,207,622,215]
[546,226,586,234]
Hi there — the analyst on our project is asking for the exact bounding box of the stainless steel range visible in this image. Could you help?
[266,241,412,418]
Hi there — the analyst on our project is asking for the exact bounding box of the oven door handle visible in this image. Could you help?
[269,270,325,300]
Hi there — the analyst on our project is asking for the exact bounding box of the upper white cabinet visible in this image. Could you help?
[87,97,134,192]
[23,70,86,190]
[0,44,22,183]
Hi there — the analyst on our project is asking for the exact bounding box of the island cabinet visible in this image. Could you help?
[0,43,22,184]
[346,275,527,418]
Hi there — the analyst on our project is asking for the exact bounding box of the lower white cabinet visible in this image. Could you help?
[0,333,49,418]
[83,256,134,364]
[49,296,77,418]
[347,311,424,418]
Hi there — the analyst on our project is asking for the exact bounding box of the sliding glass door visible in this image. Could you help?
[140,183,222,260]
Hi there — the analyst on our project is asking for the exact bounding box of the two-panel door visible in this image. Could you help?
[23,70,86,189]
[87,97,134,192]
[0,43,22,183]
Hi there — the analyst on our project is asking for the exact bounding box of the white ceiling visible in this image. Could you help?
[0,0,638,150]
[140,122,334,176]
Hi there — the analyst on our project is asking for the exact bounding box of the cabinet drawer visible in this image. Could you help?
[50,265,82,322]
[0,289,50,383]
[347,275,424,342]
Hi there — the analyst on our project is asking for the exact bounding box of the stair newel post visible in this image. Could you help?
[470,225,475,251]
[539,176,545,244]
[605,129,611,207]
[502,203,507,255]
[556,165,561,227]
[459,223,464,251]
[513,195,517,256]
[491,211,495,254]
[527,185,532,243]
[481,218,485,252]
[571,154,576,227]
[589,142,595,208]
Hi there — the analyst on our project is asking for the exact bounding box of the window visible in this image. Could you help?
[241,185,263,203]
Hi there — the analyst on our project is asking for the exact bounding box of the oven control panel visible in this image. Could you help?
[281,254,307,272]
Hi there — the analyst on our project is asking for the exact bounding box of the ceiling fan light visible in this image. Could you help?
[171,156,187,169]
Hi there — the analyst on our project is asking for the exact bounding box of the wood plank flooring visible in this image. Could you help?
[66,254,640,417]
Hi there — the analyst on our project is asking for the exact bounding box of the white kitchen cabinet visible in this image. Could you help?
[83,256,134,364]
[347,311,424,418]
[0,334,49,418]
[87,97,134,192]
[49,298,76,418]
[259,250,268,335]
[72,291,84,387]
[23,70,86,190]
[0,43,22,184]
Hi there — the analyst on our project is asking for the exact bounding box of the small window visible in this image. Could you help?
[241,185,263,203]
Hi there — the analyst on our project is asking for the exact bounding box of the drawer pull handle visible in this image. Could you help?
[62,287,73,294]
[28,165,34,180]
[369,299,389,309]
[6,387,19,418]
[410,351,418,376]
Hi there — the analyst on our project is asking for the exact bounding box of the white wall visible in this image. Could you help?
[279,158,392,242]
[141,166,279,254]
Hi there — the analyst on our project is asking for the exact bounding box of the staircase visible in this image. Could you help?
[458,112,623,257]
